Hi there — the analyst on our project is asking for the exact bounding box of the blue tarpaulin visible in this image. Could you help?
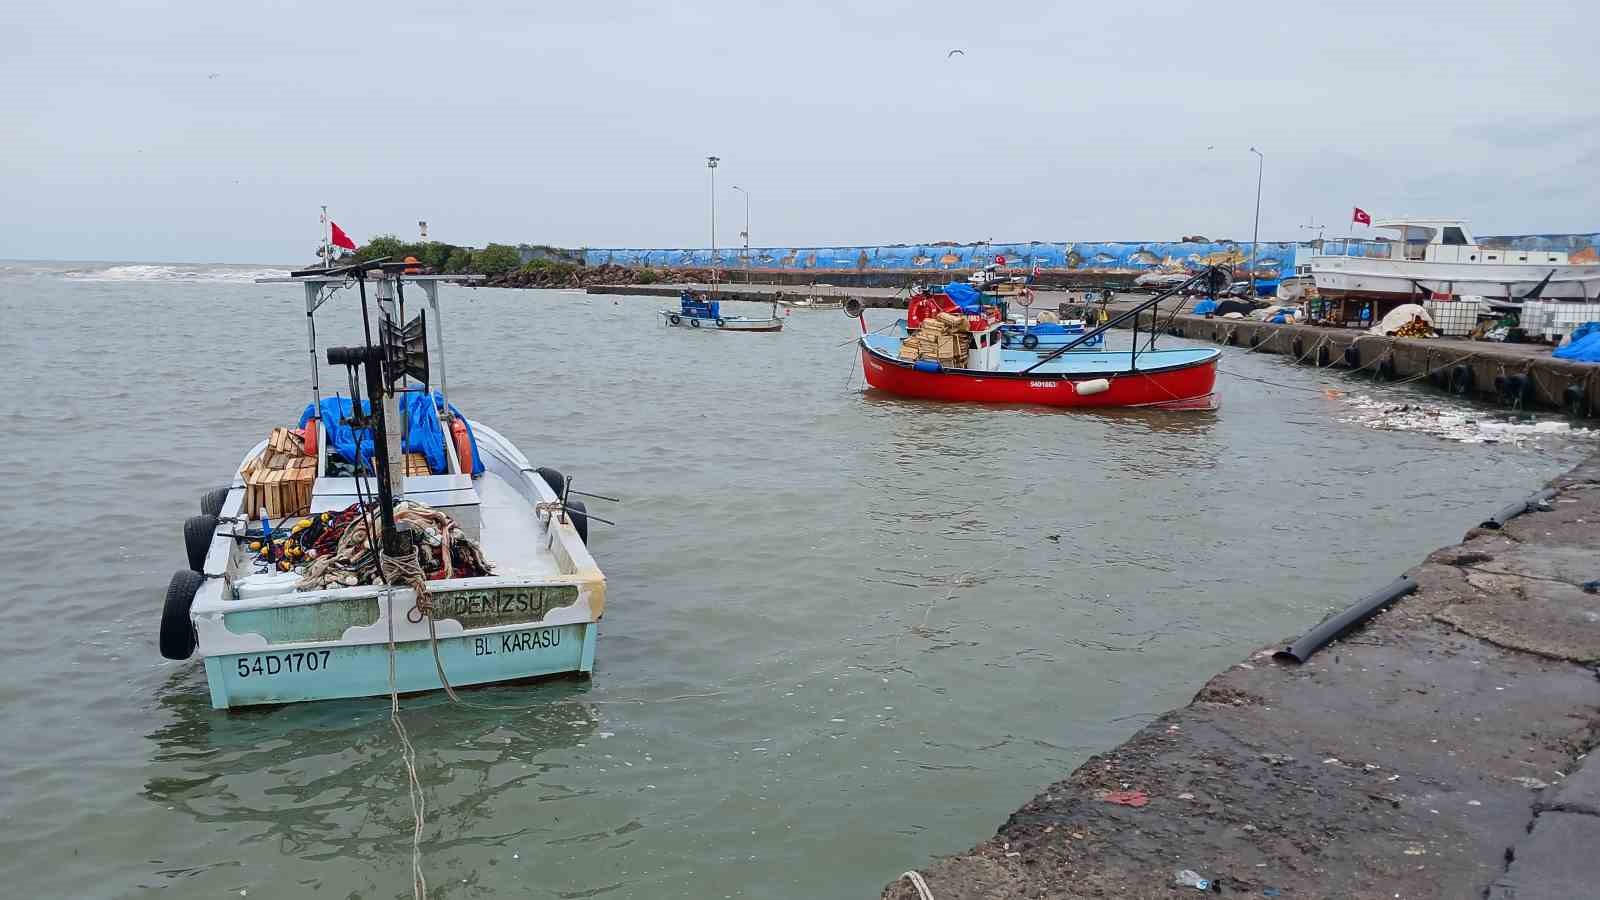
[1192,298,1218,315]
[942,282,982,312]
[299,391,483,475]
[1553,323,1600,363]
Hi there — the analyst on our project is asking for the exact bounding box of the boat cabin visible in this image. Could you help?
[1331,218,1570,266]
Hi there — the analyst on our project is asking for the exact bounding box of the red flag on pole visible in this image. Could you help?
[329,220,357,250]
[1351,207,1371,226]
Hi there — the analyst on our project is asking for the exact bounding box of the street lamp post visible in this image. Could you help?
[731,185,750,283]
[1247,147,1264,297]
[706,156,720,294]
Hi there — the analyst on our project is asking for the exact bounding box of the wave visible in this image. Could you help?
[59,263,291,284]
[1337,393,1595,445]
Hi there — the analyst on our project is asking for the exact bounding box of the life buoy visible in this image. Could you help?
[669,313,681,325]
[450,417,474,474]
[690,318,702,328]
[301,418,319,458]
[1021,334,1040,349]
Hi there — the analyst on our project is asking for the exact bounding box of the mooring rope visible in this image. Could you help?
[385,590,428,900]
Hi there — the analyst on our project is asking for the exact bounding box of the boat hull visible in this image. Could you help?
[660,311,784,332]
[1311,255,1600,302]
[860,345,1217,409]
[201,621,596,708]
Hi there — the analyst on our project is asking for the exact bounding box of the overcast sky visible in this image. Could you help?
[5,0,1597,263]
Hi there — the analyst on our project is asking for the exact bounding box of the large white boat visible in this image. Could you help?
[1310,218,1600,305]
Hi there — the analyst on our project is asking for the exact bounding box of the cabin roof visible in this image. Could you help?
[1370,218,1469,231]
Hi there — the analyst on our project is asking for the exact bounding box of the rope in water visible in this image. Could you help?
[384,588,428,900]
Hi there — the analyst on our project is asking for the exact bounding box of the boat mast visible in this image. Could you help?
[707,156,719,298]
[321,205,331,270]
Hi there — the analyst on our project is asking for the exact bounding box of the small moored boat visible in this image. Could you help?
[162,261,611,709]
[852,269,1225,410]
[660,291,784,332]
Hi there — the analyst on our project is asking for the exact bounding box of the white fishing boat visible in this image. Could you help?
[161,261,611,709]
[1311,218,1600,304]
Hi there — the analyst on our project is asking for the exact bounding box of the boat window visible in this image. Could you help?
[1442,227,1468,246]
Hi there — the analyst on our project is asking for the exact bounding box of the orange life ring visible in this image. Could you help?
[301,418,320,458]
[449,417,473,473]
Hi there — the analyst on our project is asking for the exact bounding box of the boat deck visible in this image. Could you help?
[475,472,563,579]
[862,334,1219,375]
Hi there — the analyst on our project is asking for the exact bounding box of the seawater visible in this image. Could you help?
[0,260,1590,898]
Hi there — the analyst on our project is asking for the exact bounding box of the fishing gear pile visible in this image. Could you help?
[243,501,494,590]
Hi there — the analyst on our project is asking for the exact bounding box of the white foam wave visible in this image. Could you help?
[64,263,288,284]
[1338,393,1595,445]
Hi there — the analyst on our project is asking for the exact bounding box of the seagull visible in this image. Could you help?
[208,72,221,79]
[947,49,964,57]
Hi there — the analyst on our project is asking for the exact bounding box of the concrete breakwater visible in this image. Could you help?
[882,453,1600,900]
[1118,308,1599,417]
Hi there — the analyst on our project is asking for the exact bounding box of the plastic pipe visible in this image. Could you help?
[1273,575,1417,664]
[1479,487,1558,530]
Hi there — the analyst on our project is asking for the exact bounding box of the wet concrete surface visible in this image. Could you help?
[882,456,1600,899]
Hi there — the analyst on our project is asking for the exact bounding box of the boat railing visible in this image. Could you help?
[1021,266,1228,374]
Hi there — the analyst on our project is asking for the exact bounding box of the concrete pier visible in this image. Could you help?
[881,454,1600,900]
[1117,308,1599,417]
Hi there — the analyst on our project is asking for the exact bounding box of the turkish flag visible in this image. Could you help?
[995,255,1006,265]
[330,220,357,250]
[1352,207,1372,226]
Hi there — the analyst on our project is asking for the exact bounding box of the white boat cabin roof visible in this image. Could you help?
[1369,218,1477,245]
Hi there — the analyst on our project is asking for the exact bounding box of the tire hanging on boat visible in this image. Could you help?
[535,466,566,496]
[669,313,681,325]
[690,318,701,328]
[200,485,230,517]
[567,498,590,544]
[184,514,218,572]
[715,317,726,327]
[160,569,202,660]
[1022,334,1039,349]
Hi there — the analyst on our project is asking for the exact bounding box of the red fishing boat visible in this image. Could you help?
[850,270,1224,410]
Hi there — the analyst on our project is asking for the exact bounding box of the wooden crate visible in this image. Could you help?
[242,429,314,520]
[405,452,432,476]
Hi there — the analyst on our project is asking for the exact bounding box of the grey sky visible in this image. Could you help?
[6,0,1597,263]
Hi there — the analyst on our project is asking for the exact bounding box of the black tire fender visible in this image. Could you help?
[200,485,230,517]
[1343,345,1360,368]
[1000,332,1012,348]
[668,313,681,325]
[1450,364,1474,395]
[184,514,218,573]
[566,498,590,544]
[161,569,202,660]
[534,466,566,496]
[1564,383,1587,417]
[715,317,726,327]
[1021,334,1039,350]
[689,317,701,328]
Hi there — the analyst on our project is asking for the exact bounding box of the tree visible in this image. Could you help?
[355,234,410,262]
[418,241,454,272]
[444,248,473,274]
[472,243,522,276]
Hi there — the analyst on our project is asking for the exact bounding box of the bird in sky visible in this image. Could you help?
[208,72,221,79]
[947,49,964,57]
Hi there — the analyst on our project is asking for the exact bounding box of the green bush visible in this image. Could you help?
[636,267,659,284]
[472,243,522,276]
[444,248,473,274]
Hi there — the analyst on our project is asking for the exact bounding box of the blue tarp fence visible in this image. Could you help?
[299,391,483,476]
